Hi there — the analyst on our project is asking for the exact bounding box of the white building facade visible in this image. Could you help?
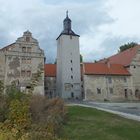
[56,12,81,99]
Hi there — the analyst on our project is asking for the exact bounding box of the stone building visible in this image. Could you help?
[0,31,45,94]
[45,45,140,101]
[87,45,140,100]
[44,64,56,98]
[44,13,140,101]
[44,63,84,99]
[1,13,139,102]
[83,63,132,101]
[56,11,81,99]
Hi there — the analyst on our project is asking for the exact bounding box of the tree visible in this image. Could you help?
[80,54,83,63]
[119,42,138,52]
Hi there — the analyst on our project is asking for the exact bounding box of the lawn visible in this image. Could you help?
[61,106,140,140]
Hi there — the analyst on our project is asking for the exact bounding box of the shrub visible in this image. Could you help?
[0,95,7,122]
[0,85,68,140]
[30,95,67,135]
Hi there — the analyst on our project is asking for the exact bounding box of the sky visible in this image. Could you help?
[0,0,140,63]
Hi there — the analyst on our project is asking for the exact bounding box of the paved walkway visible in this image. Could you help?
[69,101,140,122]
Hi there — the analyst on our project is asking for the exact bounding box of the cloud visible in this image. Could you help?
[0,0,140,63]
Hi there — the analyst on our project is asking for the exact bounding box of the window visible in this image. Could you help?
[22,47,26,52]
[97,88,101,94]
[27,47,31,52]
[21,70,26,77]
[21,57,26,63]
[70,60,72,63]
[71,92,74,98]
[74,83,80,90]
[135,89,139,98]
[108,77,112,84]
[27,70,31,77]
[133,65,136,68]
[8,56,12,60]
[27,58,31,64]
[65,83,71,91]
[124,89,128,98]
[123,77,127,83]
[129,89,132,95]
[26,85,31,89]
[71,75,73,79]
[26,37,30,42]
[109,88,113,94]
[71,68,73,71]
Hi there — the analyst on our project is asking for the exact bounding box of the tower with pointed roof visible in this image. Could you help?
[56,11,81,99]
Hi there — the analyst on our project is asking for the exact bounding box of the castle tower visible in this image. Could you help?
[56,11,81,99]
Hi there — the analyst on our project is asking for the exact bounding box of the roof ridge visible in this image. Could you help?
[106,45,140,59]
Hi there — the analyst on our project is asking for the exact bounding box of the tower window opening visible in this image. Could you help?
[71,92,74,98]
[71,60,72,63]
[97,88,101,94]
[71,75,73,79]
[71,67,73,71]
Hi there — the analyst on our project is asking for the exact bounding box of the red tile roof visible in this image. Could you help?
[45,45,139,77]
[45,63,130,77]
[45,64,83,77]
[45,64,56,77]
[83,63,130,76]
[99,45,140,66]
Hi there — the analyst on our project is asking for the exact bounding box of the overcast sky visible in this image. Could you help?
[0,0,140,63]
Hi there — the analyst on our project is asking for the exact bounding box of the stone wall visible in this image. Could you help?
[129,48,140,100]
[84,75,134,101]
[45,77,56,98]
[0,52,5,82]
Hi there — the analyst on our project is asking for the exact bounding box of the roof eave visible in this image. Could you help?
[84,73,131,76]
[56,33,80,40]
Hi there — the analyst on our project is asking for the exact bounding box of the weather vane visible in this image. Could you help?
[66,10,68,17]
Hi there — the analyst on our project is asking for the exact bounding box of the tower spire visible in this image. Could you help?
[66,10,68,17]
[56,11,80,40]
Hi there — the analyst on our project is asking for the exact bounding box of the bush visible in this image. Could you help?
[30,95,67,135]
[0,85,68,140]
[0,95,7,122]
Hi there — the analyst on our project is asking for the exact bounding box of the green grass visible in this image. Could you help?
[61,106,140,140]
